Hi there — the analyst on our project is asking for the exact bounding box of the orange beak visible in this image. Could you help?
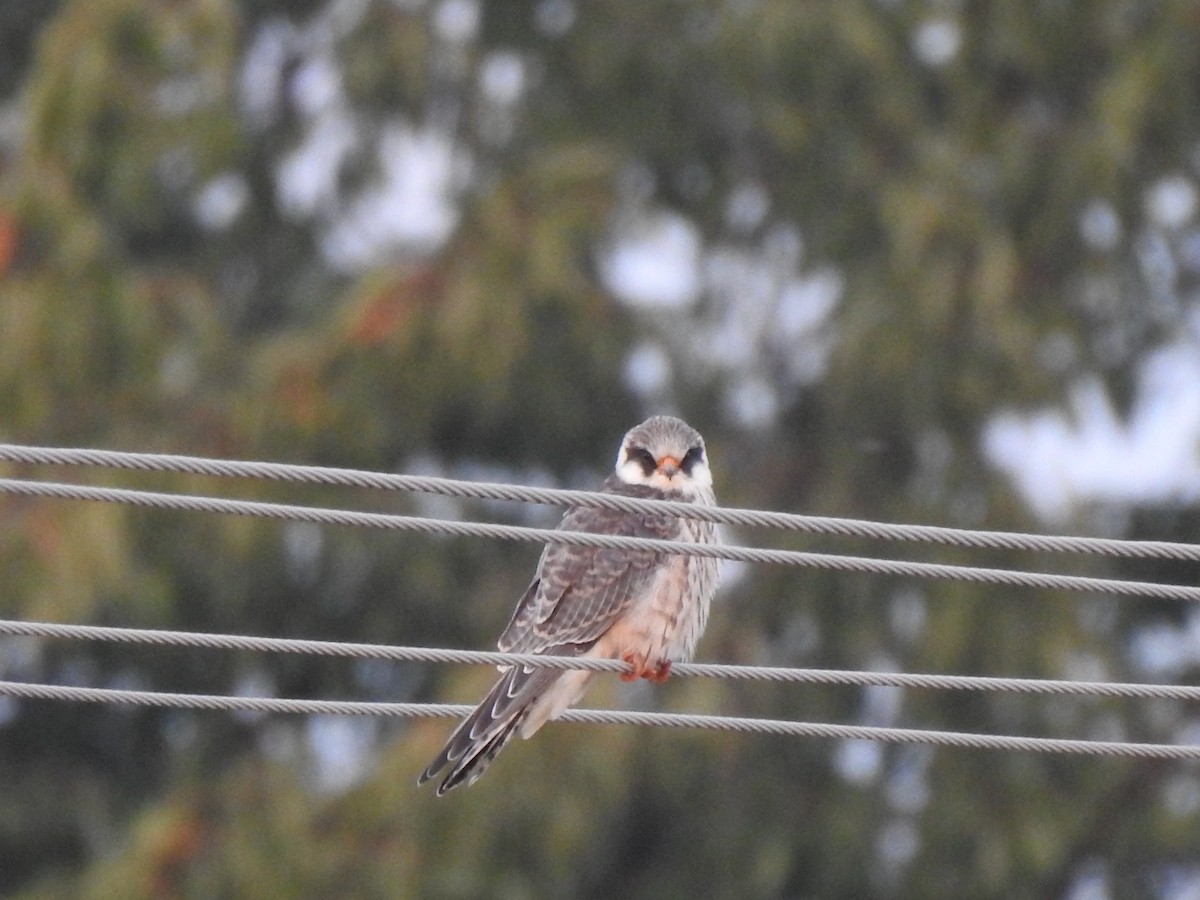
[656,455,681,477]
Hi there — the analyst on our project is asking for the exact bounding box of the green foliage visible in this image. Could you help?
[3,0,1200,897]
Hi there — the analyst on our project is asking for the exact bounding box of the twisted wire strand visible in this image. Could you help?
[7,446,1200,764]
[3,617,1200,701]
[0,680,1196,760]
[2,443,1198,560]
[2,477,1199,602]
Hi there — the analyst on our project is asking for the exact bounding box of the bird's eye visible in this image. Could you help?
[681,445,705,473]
[626,446,657,476]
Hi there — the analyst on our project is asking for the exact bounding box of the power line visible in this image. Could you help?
[4,617,1200,702]
[2,442,1197,561]
[1,680,1197,761]
[3,477,1200,602]
[6,447,1199,767]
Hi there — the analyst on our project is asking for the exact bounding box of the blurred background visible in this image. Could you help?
[3,0,1200,896]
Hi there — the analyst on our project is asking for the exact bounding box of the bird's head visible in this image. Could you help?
[615,415,713,497]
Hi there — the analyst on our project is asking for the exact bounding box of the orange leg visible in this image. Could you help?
[619,651,642,681]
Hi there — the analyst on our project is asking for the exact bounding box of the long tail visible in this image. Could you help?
[418,664,561,795]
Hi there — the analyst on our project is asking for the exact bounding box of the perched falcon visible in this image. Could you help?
[418,415,720,794]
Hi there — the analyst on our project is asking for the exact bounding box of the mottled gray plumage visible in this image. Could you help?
[418,416,720,795]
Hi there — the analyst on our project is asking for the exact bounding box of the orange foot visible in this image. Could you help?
[620,652,672,683]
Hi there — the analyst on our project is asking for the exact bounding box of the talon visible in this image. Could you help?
[648,659,672,682]
[619,653,672,682]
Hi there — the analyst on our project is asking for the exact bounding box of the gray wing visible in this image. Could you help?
[497,478,681,654]
[419,479,686,794]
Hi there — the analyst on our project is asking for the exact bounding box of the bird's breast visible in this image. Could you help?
[598,518,719,665]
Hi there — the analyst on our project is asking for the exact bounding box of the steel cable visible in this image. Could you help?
[4,618,1200,701]
[2,443,1198,560]
[1,680,1197,761]
[2,477,1199,602]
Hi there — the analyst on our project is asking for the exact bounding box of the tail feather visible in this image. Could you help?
[418,664,559,794]
[419,643,597,794]
[427,710,526,795]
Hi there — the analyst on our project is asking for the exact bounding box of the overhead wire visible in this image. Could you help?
[1,680,1198,761]
[3,442,1200,761]
[2,477,1200,602]
[3,617,1200,701]
[2,442,1199,560]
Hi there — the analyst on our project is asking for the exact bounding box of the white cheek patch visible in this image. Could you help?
[617,446,713,492]
[619,462,713,495]
[687,460,713,488]
[617,458,650,484]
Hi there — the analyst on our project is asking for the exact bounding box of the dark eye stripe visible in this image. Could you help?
[627,447,656,475]
[681,445,704,473]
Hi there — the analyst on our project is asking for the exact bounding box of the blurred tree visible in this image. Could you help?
[4,0,1200,897]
